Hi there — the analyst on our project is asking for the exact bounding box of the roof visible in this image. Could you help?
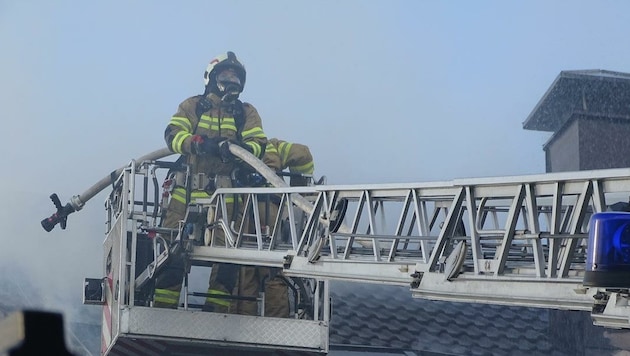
[328,281,629,355]
[523,70,630,132]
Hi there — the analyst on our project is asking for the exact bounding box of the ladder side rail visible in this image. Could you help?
[113,165,133,339]
[126,161,156,307]
[102,173,129,350]
[130,161,158,306]
[120,164,134,308]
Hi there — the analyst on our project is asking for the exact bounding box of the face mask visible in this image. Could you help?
[216,68,242,95]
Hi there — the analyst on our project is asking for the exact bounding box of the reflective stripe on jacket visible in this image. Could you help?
[164,93,268,177]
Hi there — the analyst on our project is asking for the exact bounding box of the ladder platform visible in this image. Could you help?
[105,307,327,356]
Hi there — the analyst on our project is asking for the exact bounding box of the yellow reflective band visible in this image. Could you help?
[278,142,293,166]
[265,144,278,154]
[241,127,265,139]
[154,289,180,304]
[172,188,210,205]
[171,188,187,204]
[200,115,215,124]
[277,141,290,153]
[205,289,231,307]
[221,117,236,125]
[169,117,193,132]
[201,115,224,124]
[199,116,237,132]
[198,116,215,131]
[172,131,191,154]
[224,195,242,204]
[219,123,237,131]
[191,191,210,199]
[291,160,314,174]
[246,142,261,157]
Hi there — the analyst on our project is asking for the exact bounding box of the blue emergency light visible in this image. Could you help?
[584,212,630,288]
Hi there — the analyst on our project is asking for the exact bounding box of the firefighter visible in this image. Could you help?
[233,138,315,317]
[153,51,268,309]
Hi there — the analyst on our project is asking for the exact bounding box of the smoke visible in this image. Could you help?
[0,184,103,355]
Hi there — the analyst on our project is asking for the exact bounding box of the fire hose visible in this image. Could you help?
[40,147,173,232]
[40,143,364,256]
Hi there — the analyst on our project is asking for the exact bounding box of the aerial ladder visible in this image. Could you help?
[40,143,630,355]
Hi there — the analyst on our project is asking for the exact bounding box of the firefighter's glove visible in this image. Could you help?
[191,135,225,156]
[219,140,253,163]
[219,140,235,163]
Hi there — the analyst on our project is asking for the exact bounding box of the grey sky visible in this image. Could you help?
[2,0,630,342]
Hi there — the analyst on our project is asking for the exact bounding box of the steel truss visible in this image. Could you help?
[188,168,630,327]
